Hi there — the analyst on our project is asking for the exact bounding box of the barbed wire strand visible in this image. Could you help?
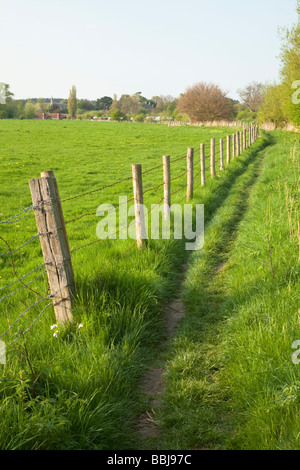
[0,236,44,298]
[70,217,137,254]
[0,234,39,258]
[61,175,133,203]
[142,163,164,175]
[0,270,46,304]
[70,194,166,256]
[143,181,165,195]
[170,168,188,183]
[0,206,33,225]
[170,182,188,197]
[0,297,52,341]
[0,282,69,351]
[0,302,53,354]
[64,196,135,225]
[0,263,46,293]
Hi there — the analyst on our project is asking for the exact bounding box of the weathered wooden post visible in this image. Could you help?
[240,131,243,154]
[220,139,224,171]
[29,171,74,323]
[236,132,240,157]
[210,138,215,177]
[187,147,194,201]
[163,155,171,220]
[132,164,146,249]
[227,135,231,165]
[200,143,205,186]
[232,133,236,159]
[243,128,247,151]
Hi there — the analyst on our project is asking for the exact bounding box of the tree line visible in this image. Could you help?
[0,82,259,123]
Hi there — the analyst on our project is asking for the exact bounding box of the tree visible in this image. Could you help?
[96,96,113,110]
[258,83,289,127]
[0,83,17,118]
[76,99,96,113]
[257,1,300,127]
[24,100,35,119]
[35,98,47,113]
[278,1,300,126]
[68,85,77,119]
[178,82,233,122]
[238,82,264,112]
[151,95,176,115]
[48,101,61,113]
[110,109,125,121]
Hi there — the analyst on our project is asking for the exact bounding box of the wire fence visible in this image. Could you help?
[0,124,259,353]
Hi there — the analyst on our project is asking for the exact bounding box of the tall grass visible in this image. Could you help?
[152,132,300,450]
[150,130,300,450]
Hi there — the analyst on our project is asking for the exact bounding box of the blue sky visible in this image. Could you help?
[0,0,298,101]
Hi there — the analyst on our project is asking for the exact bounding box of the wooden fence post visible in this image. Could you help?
[236,132,240,157]
[233,133,236,159]
[187,147,194,201]
[220,139,224,171]
[163,155,171,220]
[29,171,74,323]
[227,135,231,165]
[243,129,247,151]
[132,164,146,249]
[200,143,205,186]
[210,138,215,177]
[240,131,243,154]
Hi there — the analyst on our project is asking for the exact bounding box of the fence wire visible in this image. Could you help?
[0,234,39,258]
[0,206,33,225]
[0,282,69,353]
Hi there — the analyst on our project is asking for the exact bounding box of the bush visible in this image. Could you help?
[133,113,145,122]
[110,109,125,121]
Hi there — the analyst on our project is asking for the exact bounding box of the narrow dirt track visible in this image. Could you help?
[136,263,188,439]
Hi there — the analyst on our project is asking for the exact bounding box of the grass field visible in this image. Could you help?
[0,120,298,450]
[0,119,244,450]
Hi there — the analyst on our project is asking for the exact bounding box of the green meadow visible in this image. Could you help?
[0,120,298,450]
[0,120,239,450]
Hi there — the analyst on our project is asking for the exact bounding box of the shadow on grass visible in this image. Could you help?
[138,132,275,450]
